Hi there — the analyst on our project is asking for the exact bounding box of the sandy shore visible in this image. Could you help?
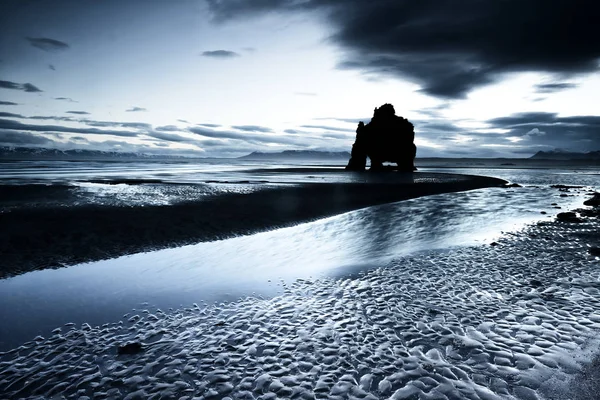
[0,171,506,278]
[1,195,598,399]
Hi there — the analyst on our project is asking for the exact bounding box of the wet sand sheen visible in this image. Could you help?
[0,171,506,279]
[1,201,598,399]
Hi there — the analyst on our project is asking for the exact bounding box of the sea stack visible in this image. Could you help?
[345,103,417,172]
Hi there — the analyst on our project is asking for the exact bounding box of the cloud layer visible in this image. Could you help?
[201,50,240,58]
[0,80,43,93]
[26,37,70,52]
[207,0,600,98]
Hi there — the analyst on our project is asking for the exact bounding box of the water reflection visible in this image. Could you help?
[0,176,588,350]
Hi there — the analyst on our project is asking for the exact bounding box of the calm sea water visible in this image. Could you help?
[0,159,598,351]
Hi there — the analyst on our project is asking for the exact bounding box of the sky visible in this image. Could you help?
[0,0,599,158]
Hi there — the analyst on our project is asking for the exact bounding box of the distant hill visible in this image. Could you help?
[0,146,185,160]
[530,149,600,161]
[239,150,351,160]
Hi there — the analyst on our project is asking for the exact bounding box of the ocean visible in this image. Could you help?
[0,158,599,399]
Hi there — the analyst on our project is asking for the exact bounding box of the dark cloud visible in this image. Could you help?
[197,123,220,128]
[26,37,69,52]
[126,106,147,112]
[29,115,78,122]
[146,131,197,143]
[0,130,54,146]
[66,111,90,115]
[189,126,311,146]
[0,80,42,93]
[178,119,190,124]
[207,0,600,98]
[486,112,600,151]
[0,101,18,105]
[155,125,179,132]
[49,64,56,71]
[417,121,464,133]
[0,118,140,138]
[231,125,273,133]
[201,50,240,58]
[0,112,23,118]
[54,97,77,102]
[534,82,579,93]
[85,121,152,130]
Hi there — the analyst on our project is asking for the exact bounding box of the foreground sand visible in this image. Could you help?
[0,171,505,278]
[1,198,598,399]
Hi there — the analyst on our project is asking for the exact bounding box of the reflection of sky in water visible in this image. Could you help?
[0,166,595,350]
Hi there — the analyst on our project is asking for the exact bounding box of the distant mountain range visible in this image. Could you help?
[0,146,184,160]
[530,149,600,161]
[2,146,598,162]
[239,150,351,160]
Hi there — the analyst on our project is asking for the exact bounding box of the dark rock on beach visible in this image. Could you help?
[556,212,583,223]
[584,193,600,207]
[346,104,416,172]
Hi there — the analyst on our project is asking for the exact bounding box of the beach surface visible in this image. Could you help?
[1,196,598,399]
[0,170,506,279]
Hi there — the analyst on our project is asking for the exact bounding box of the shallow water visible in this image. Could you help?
[1,200,599,399]
[0,164,595,351]
[0,160,599,399]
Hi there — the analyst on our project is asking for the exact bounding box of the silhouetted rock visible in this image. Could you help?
[584,193,600,206]
[346,104,416,171]
[556,212,582,223]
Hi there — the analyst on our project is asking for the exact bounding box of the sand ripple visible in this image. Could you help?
[1,209,599,399]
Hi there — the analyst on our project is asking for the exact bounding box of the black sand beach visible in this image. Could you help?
[0,171,506,279]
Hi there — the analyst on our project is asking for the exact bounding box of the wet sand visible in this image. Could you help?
[0,171,506,278]
[1,198,598,399]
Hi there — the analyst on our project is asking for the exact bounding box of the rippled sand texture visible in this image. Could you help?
[1,209,599,399]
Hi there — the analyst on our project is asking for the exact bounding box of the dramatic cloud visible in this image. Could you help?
[0,80,42,92]
[486,112,600,151]
[0,112,24,118]
[0,130,54,146]
[231,125,273,132]
[0,118,140,138]
[201,50,240,58]
[534,82,579,93]
[85,121,152,129]
[155,125,179,132]
[207,0,600,98]
[0,101,18,105]
[126,107,147,112]
[146,131,199,143]
[26,37,70,52]
[66,111,90,115]
[189,126,314,147]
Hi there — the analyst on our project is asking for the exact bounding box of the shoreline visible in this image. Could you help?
[0,171,506,279]
[1,195,598,398]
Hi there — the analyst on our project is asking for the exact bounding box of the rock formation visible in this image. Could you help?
[346,104,416,171]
